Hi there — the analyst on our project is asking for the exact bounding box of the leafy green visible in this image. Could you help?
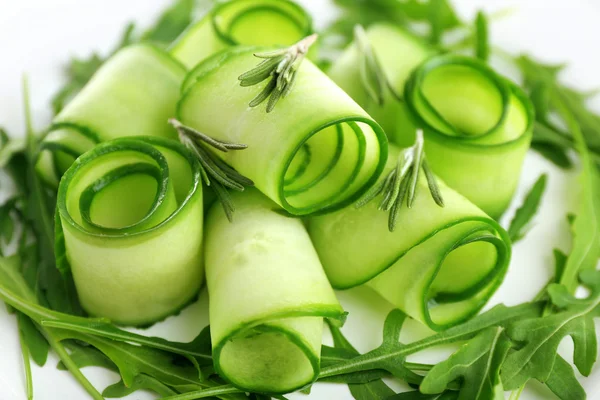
[103,374,179,398]
[325,319,396,399]
[389,392,457,399]
[517,55,600,167]
[544,355,586,400]
[56,341,117,372]
[501,271,600,390]
[507,174,548,242]
[51,0,200,114]
[474,11,489,61]
[551,87,600,292]
[420,327,510,399]
[324,0,462,52]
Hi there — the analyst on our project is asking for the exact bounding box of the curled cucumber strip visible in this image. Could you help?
[308,145,510,331]
[328,23,433,147]
[204,190,343,393]
[177,47,387,215]
[404,55,534,218]
[170,0,314,69]
[36,44,186,187]
[56,136,204,326]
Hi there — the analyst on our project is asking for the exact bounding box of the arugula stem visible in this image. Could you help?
[508,385,524,400]
[161,384,242,400]
[18,317,34,400]
[404,362,433,372]
[47,333,104,400]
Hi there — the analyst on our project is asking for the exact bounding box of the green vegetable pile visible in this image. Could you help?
[0,0,598,399]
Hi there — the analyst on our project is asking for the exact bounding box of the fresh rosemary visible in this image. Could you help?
[238,33,318,113]
[354,24,402,106]
[356,130,444,231]
[169,118,254,221]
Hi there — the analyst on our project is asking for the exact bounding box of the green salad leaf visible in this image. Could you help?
[507,174,547,243]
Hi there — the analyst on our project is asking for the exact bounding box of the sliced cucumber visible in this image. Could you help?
[404,55,534,218]
[36,44,186,187]
[329,25,533,217]
[170,0,313,69]
[204,189,343,393]
[328,23,433,146]
[177,47,387,215]
[56,136,203,326]
[308,145,510,331]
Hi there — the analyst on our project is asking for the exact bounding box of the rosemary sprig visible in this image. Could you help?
[238,33,318,113]
[169,119,254,221]
[354,24,402,106]
[356,130,444,231]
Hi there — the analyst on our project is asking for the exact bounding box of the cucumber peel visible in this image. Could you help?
[177,46,388,215]
[204,189,344,393]
[404,55,534,218]
[170,0,314,69]
[36,44,186,187]
[308,145,510,331]
[56,136,204,326]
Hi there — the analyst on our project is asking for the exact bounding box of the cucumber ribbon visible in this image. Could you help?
[36,45,186,187]
[170,0,314,69]
[177,46,388,215]
[329,24,534,218]
[204,189,344,393]
[308,144,511,331]
[55,136,204,326]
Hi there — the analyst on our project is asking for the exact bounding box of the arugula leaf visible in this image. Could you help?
[52,0,199,114]
[517,55,600,167]
[319,303,542,380]
[544,355,586,400]
[320,309,422,384]
[17,314,34,400]
[390,392,457,399]
[103,374,179,398]
[57,341,117,372]
[420,327,510,399]
[500,271,600,389]
[141,0,199,44]
[325,0,461,51]
[324,319,396,399]
[507,174,547,242]
[551,87,600,292]
[474,11,489,62]
[17,312,49,366]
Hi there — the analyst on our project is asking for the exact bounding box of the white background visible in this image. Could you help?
[1,0,600,399]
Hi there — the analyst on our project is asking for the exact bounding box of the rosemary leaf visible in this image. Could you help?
[169,119,253,221]
[240,34,318,112]
[407,130,425,208]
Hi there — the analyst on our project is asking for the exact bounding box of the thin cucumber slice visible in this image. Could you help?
[308,145,510,331]
[170,0,313,69]
[56,136,203,326]
[36,44,186,187]
[328,23,433,146]
[177,47,387,216]
[204,189,344,393]
[404,55,534,218]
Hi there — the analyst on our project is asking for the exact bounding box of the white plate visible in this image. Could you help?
[1,0,600,399]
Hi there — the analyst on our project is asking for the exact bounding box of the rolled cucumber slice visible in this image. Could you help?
[170,0,314,69]
[204,189,344,393]
[36,44,186,187]
[177,47,387,215]
[308,144,510,331]
[56,136,204,326]
[404,55,534,218]
[328,23,433,147]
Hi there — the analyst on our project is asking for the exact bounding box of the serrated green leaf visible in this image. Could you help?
[103,374,178,398]
[324,319,395,399]
[420,327,509,399]
[507,174,547,242]
[56,341,117,372]
[17,312,49,366]
[501,272,600,389]
[545,354,586,400]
